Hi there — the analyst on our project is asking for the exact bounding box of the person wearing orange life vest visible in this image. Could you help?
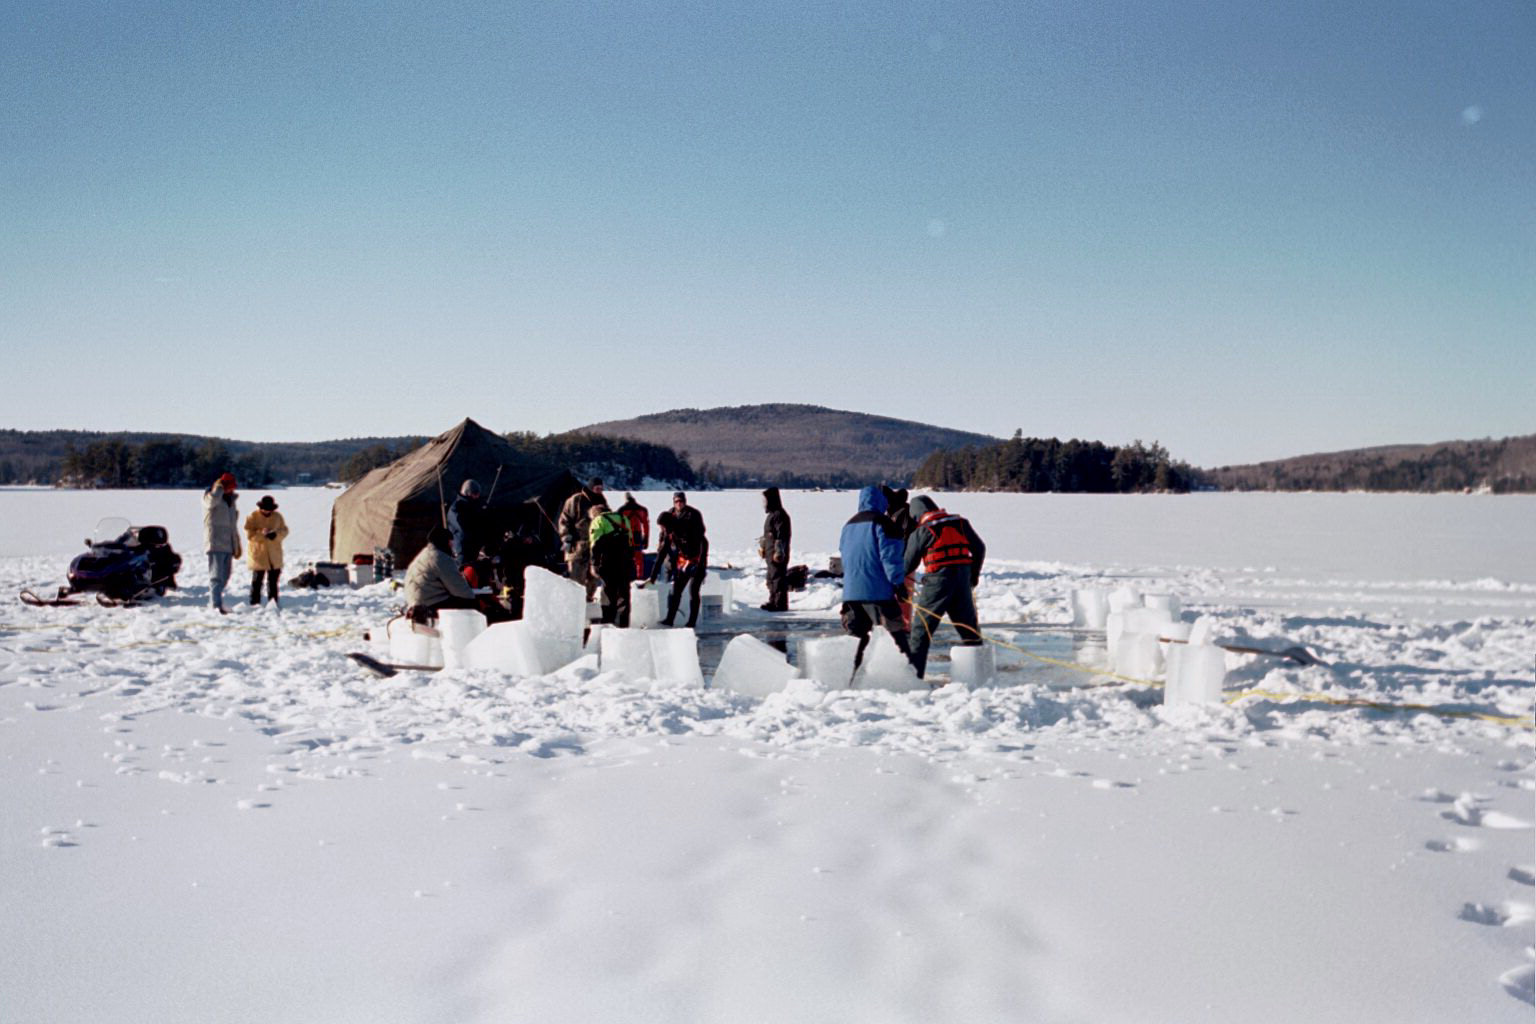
[902,495,987,679]
[617,493,650,580]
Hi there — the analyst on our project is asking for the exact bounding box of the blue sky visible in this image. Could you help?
[4,1,1531,467]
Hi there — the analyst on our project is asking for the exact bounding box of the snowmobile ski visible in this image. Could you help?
[19,588,80,607]
[346,652,443,678]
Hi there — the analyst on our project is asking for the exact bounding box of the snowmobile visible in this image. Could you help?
[20,517,182,607]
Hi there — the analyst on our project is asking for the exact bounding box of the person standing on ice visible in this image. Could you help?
[647,492,708,628]
[617,492,649,580]
[244,494,289,608]
[448,479,489,573]
[758,486,792,611]
[558,478,605,601]
[902,495,986,679]
[201,472,242,614]
[837,486,912,667]
[587,501,635,627]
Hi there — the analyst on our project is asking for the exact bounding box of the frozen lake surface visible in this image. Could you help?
[2,487,1532,1023]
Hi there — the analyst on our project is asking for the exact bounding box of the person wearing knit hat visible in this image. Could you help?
[201,473,243,614]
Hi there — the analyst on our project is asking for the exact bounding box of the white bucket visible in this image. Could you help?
[348,564,372,588]
[436,608,487,670]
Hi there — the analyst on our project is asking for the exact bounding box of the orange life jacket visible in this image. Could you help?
[918,509,974,572]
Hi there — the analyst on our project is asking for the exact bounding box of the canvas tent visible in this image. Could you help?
[329,418,581,567]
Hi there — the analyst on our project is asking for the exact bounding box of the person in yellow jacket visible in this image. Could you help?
[245,495,289,607]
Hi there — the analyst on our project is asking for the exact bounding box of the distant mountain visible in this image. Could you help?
[573,404,1001,487]
[1202,435,1536,493]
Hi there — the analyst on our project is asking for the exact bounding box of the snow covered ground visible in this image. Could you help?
[2,487,1532,1023]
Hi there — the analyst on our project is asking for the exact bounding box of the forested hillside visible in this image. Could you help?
[1204,435,1535,493]
[576,404,999,486]
[913,435,1199,493]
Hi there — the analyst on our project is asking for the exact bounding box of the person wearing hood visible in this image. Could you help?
[448,479,489,572]
[837,486,912,667]
[903,495,987,678]
[758,486,792,611]
[244,495,289,607]
[201,472,242,614]
[404,527,479,617]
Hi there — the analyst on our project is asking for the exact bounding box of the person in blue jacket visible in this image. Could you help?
[837,486,913,668]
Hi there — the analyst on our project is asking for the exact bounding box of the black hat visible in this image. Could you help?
[672,491,686,502]
[588,477,605,489]
[257,495,278,511]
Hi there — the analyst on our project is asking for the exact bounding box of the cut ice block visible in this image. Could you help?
[1108,585,1141,613]
[1125,606,1174,636]
[1105,611,1126,659]
[712,634,796,698]
[1143,593,1181,619]
[795,635,860,689]
[1165,644,1226,706]
[387,617,443,668]
[600,628,655,681]
[535,635,582,673]
[583,623,606,656]
[1188,616,1215,646]
[1113,631,1161,680]
[630,585,663,629]
[436,608,486,670]
[648,628,703,688]
[1071,588,1109,629]
[1161,621,1193,643]
[464,620,544,675]
[851,628,924,692]
[699,572,733,620]
[948,644,995,687]
[524,568,587,647]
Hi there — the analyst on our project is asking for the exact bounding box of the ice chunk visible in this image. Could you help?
[524,567,586,647]
[1165,644,1226,706]
[795,635,860,689]
[463,620,544,675]
[648,628,703,688]
[535,634,582,674]
[1070,588,1109,629]
[1113,631,1161,680]
[1188,616,1215,646]
[948,644,995,687]
[599,628,655,681]
[387,617,443,668]
[699,572,733,621]
[851,628,924,693]
[630,585,663,629]
[1125,605,1174,636]
[1143,592,1181,619]
[1161,621,1193,643]
[583,623,606,656]
[436,609,486,670]
[712,634,796,698]
[1108,585,1141,613]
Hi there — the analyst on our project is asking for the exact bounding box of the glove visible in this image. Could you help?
[266,531,277,540]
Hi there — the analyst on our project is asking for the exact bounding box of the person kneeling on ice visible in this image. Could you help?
[903,495,986,679]
[837,486,913,668]
[403,527,480,621]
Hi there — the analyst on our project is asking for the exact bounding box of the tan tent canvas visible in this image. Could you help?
[329,418,580,566]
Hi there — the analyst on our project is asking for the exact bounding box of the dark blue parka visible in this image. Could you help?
[837,486,906,602]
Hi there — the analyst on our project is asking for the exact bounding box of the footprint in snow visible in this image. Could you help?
[1459,901,1536,928]
[1416,788,1459,803]
[1509,865,1535,887]
[1425,837,1482,853]
[1499,963,1535,1006]
[1091,779,1137,790]
[1440,793,1534,830]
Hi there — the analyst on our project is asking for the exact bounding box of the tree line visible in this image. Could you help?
[58,439,276,489]
[912,434,1200,493]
